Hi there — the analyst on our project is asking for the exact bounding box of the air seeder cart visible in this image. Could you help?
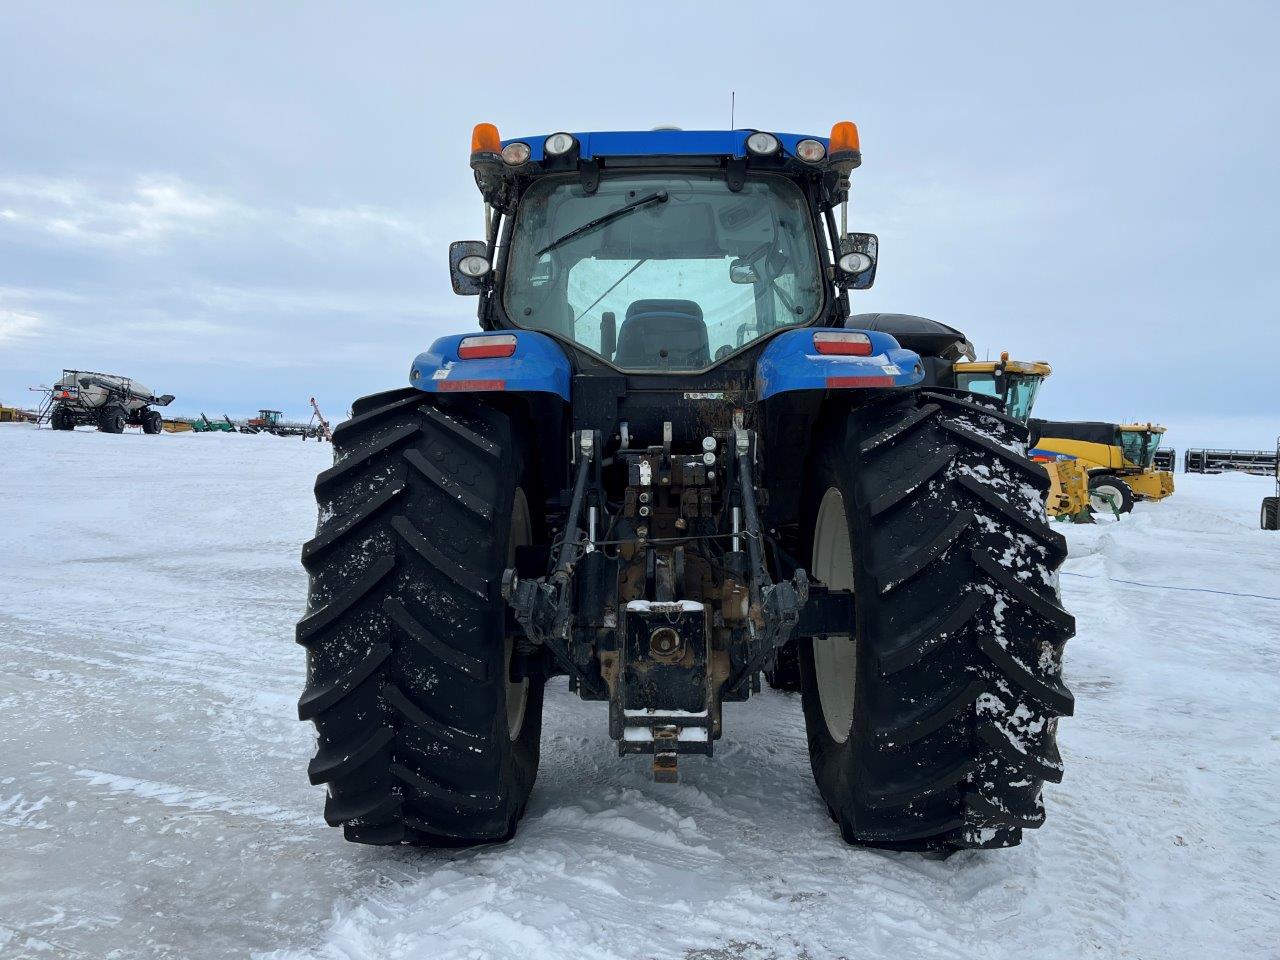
[297,123,1075,853]
[46,369,174,434]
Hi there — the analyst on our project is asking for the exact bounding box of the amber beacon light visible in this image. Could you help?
[828,121,862,168]
[471,122,501,157]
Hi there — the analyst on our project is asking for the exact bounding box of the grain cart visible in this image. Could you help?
[47,370,174,433]
[297,123,1075,853]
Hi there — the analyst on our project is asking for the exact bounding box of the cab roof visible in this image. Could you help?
[1120,423,1167,433]
[502,129,830,163]
[955,358,1053,377]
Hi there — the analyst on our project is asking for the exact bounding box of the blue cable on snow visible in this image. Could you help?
[1061,571,1280,603]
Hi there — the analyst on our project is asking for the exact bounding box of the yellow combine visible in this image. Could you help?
[952,355,1095,522]
[1029,420,1175,514]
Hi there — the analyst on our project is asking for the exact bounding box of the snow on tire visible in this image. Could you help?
[799,388,1075,851]
[297,387,542,846]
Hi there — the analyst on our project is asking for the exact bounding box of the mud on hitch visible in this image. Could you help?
[502,427,853,782]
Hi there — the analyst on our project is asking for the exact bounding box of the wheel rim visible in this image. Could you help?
[811,487,857,744]
[505,488,532,740]
[1090,482,1124,515]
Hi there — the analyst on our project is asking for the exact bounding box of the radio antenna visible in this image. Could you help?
[730,91,735,129]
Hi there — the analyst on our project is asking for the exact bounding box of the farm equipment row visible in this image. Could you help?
[24,372,331,440]
[190,408,328,438]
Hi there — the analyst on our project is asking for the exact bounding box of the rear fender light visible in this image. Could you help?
[458,334,518,360]
[813,331,873,356]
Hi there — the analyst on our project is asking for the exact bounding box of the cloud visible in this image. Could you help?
[0,175,236,246]
[293,205,431,247]
[184,282,431,319]
[0,307,43,344]
[0,175,431,252]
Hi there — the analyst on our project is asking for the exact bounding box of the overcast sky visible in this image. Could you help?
[1,1,1276,448]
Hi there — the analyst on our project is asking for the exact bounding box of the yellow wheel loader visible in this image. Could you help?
[952,354,1096,522]
[1028,420,1175,514]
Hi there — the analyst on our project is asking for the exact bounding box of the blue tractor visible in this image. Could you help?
[297,122,1075,852]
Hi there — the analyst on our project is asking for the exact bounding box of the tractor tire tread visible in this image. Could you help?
[857,402,940,454]
[801,389,1073,851]
[295,555,397,647]
[941,418,1050,489]
[301,480,405,562]
[298,391,542,847]
[877,590,984,675]
[308,726,395,785]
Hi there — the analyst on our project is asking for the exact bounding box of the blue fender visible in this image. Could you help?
[409,331,572,402]
[755,328,924,401]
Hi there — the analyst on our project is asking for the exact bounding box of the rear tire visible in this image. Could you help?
[98,404,127,434]
[298,387,543,846]
[142,410,163,434]
[799,389,1074,851]
[50,406,73,431]
[1088,474,1133,516]
[1263,496,1279,531]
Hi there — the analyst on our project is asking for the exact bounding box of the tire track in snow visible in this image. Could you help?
[71,768,315,828]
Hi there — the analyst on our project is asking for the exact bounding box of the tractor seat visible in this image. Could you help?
[612,299,709,369]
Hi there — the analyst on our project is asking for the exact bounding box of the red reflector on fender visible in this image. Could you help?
[826,375,894,389]
[813,331,873,356]
[438,379,506,392]
[458,334,517,359]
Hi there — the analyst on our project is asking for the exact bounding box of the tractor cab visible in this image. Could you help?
[441,125,883,383]
[953,352,1051,424]
[950,352,1095,522]
[250,409,283,428]
[1118,423,1163,470]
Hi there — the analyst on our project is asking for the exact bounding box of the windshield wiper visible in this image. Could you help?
[536,190,668,257]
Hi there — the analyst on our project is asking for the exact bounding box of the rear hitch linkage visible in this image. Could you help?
[502,425,853,781]
[502,429,604,697]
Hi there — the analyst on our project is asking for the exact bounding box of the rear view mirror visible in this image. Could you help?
[835,232,878,290]
[449,240,490,295]
[729,260,758,284]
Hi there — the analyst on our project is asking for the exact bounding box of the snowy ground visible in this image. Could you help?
[1,422,1277,960]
